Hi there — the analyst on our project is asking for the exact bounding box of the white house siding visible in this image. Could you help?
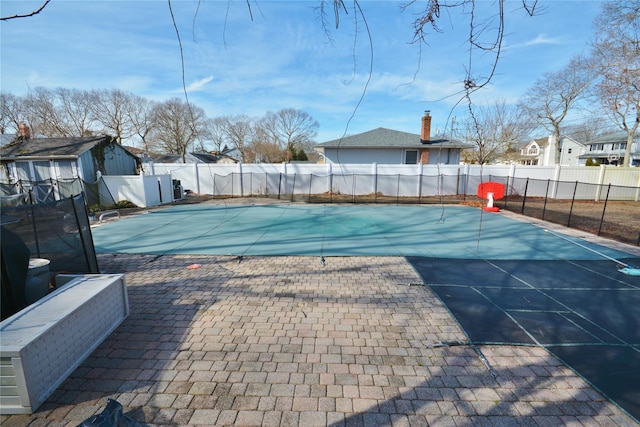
[321,148,406,164]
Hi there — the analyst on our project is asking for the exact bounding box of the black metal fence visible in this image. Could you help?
[0,178,116,209]
[208,172,639,246]
[1,193,99,275]
[1,174,638,246]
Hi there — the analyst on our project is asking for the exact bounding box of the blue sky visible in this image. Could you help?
[1,1,603,144]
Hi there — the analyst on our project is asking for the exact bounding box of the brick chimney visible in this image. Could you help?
[421,111,431,143]
[19,122,30,139]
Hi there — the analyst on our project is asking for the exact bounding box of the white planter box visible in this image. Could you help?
[0,274,129,414]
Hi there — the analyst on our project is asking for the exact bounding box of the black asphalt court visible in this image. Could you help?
[407,256,640,422]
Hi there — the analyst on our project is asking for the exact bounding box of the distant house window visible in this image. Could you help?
[405,150,418,164]
[567,148,572,154]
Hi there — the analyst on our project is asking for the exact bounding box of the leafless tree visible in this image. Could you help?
[563,117,610,143]
[0,92,22,134]
[23,87,70,137]
[90,89,137,144]
[460,100,529,164]
[201,117,229,154]
[128,95,157,154]
[56,88,95,137]
[150,98,206,161]
[519,55,596,164]
[591,0,640,167]
[219,115,255,163]
[259,108,318,161]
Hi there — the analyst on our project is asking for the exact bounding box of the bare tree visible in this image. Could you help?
[56,88,95,137]
[23,87,70,137]
[200,117,229,154]
[128,95,156,154]
[259,108,318,161]
[249,125,287,163]
[460,100,529,164]
[0,92,22,134]
[90,89,137,144]
[563,117,610,143]
[520,55,596,164]
[591,0,640,167]
[150,98,206,161]
[219,115,255,163]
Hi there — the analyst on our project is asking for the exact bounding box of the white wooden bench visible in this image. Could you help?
[0,274,129,414]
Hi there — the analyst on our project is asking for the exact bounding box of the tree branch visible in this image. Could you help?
[1,0,51,21]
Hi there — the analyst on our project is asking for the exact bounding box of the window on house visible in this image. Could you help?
[405,150,418,164]
[568,148,572,154]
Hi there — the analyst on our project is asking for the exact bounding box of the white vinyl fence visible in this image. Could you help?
[144,162,640,201]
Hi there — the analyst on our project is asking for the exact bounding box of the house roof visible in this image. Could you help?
[316,127,471,149]
[0,135,129,159]
[586,132,639,145]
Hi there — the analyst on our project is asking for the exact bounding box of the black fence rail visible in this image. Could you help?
[209,172,639,246]
[0,178,116,209]
[1,193,99,275]
[2,173,638,246]
[500,177,639,246]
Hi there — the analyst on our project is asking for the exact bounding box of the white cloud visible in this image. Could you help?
[185,75,214,92]
[506,33,564,50]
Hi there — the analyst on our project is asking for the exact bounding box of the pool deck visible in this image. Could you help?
[2,261,638,425]
[2,204,639,426]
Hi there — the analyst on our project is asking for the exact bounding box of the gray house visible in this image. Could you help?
[578,132,640,166]
[315,112,472,164]
[0,133,140,185]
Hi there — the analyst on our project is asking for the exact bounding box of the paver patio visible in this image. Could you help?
[1,252,638,426]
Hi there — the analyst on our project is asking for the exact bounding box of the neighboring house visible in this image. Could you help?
[0,127,140,185]
[314,112,472,164]
[517,135,585,166]
[578,132,640,166]
[153,151,237,164]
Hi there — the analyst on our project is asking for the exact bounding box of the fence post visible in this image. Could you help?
[194,163,201,194]
[238,163,244,197]
[595,164,606,202]
[551,164,561,198]
[567,181,578,227]
[327,163,333,195]
[598,184,611,236]
[372,163,378,197]
[418,164,424,202]
[542,179,551,220]
[521,178,529,214]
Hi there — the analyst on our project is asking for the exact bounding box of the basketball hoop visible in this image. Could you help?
[477,182,505,212]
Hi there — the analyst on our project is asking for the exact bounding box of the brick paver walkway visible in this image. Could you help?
[2,254,637,426]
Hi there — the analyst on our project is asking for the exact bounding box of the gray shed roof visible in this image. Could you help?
[0,135,132,159]
[316,127,471,149]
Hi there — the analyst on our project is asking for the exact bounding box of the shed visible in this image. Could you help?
[0,135,141,185]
